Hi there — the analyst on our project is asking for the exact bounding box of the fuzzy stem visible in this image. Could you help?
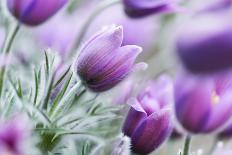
[70,0,121,57]
[183,136,191,155]
[0,23,20,97]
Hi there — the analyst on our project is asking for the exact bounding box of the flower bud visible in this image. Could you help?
[175,70,232,133]
[75,25,144,92]
[7,0,68,26]
[122,75,173,154]
[122,0,179,18]
[176,13,232,73]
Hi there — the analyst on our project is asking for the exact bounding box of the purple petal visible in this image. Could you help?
[122,98,147,137]
[204,91,232,132]
[81,45,142,92]
[175,73,213,133]
[131,109,172,154]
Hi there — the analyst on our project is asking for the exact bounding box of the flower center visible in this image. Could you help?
[211,91,220,105]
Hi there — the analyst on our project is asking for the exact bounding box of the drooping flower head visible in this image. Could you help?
[75,25,145,92]
[122,0,179,18]
[7,0,68,26]
[175,70,232,134]
[122,75,173,154]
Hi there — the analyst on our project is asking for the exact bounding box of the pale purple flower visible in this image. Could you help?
[175,70,232,133]
[75,25,145,92]
[176,12,232,73]
[122,0,180,18]
[7,0,68,26]
[0,116,31,155]
[122,75,173,154]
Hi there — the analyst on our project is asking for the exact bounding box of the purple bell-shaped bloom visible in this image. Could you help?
[122,0,179,18]
[176,11,232,73]
[7,0,68,26]
[75,25,145,92]
[122,75,173,154]
[175,70,232,134]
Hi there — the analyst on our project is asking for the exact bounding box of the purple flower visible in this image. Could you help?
[176,13,232,73]
[175,70,232,134]
[7,0,68,26]
[122,75,173,154]
[0,116,30,155]
[122,0,179,18]
[75,25,144,92]
[200,0,232,13]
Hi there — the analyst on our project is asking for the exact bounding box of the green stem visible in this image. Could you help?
[70,0,121,57]
[183,136,191,155]
[0,23,20,97]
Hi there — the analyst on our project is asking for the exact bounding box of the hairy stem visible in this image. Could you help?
[0,23,20,97]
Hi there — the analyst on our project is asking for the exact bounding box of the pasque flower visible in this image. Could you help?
[75,25,144,92]
[122,75,173,154]
[175,70,232,134]
[7,0,68,26]
[122,0,179,18]
[176,12,232,73]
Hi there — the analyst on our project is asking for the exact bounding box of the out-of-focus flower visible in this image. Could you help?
[175,70,232,134]
[75,25,145,92]
[122,0,180,18]
[7,0,68,26]
[122,75,173,154]
[86,4,158,53]
[176,13,232,73]
[35,13,79,57]
[0,115,31,155]
[200,0,232,13]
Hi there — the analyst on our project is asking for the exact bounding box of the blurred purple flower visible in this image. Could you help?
[35,12,82,57]
[122,0,180,18]
[176,13,232,73]
[7,0,68,26]
[75,25,145,92]
[86,4,158,53]
[175,70,232,134]
[0,115,30,155]
[200,0,232,13]
[122,75,173,154]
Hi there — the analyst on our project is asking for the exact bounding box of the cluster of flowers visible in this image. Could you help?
[1,0,232,155]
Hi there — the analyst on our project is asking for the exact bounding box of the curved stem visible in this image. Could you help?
[70,0,121,57]
[183,136,191,155]
[0,23,20,97]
